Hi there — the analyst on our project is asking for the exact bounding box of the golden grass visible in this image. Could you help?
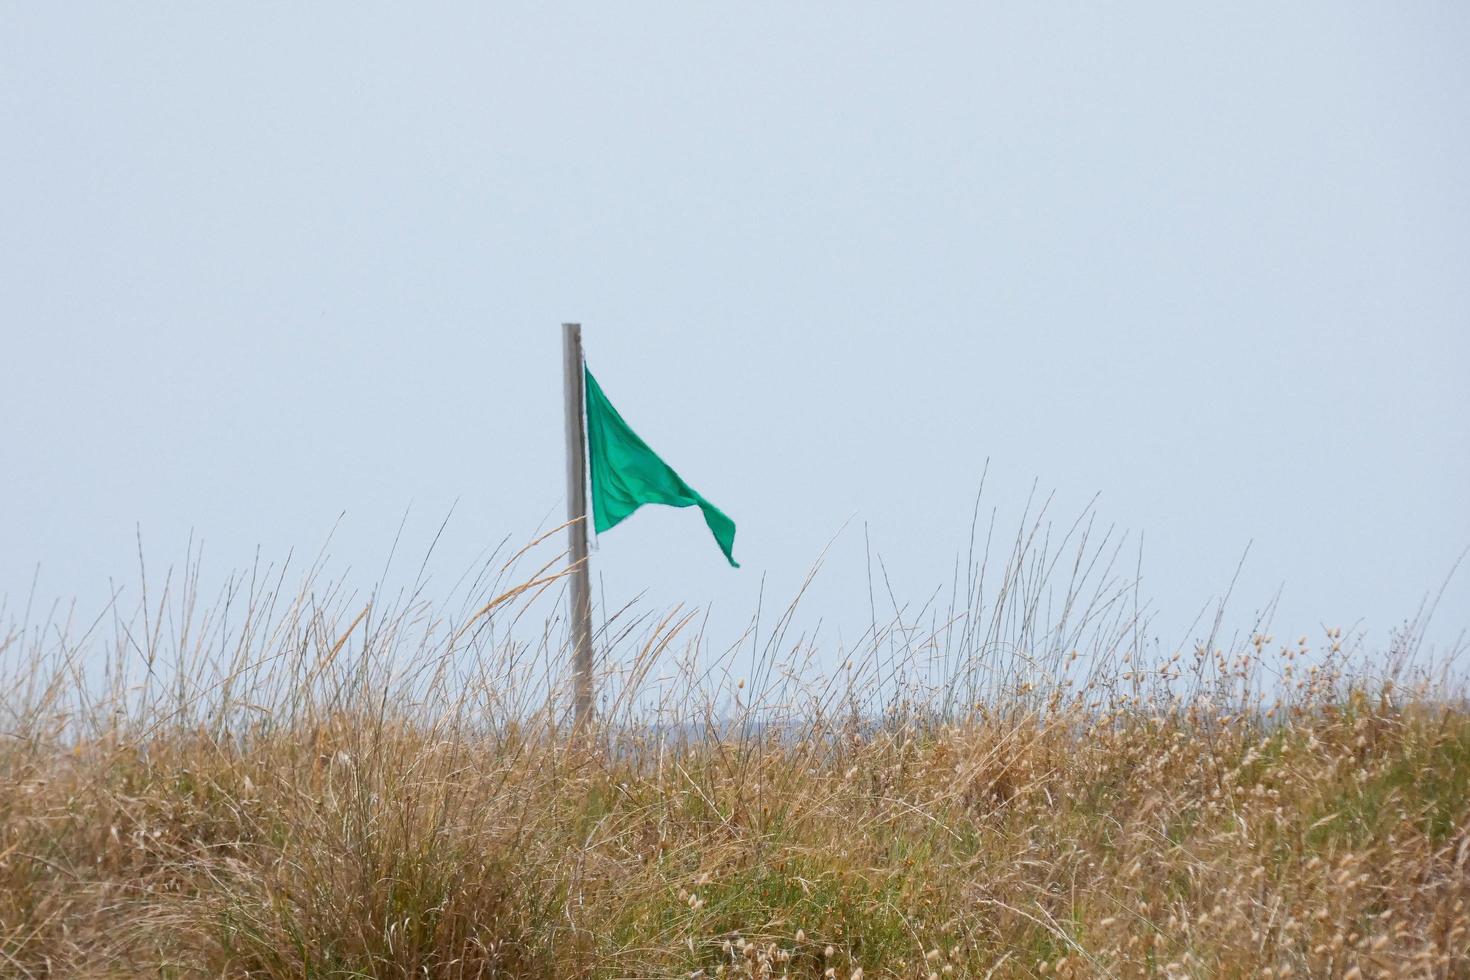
[2,526,1465,978]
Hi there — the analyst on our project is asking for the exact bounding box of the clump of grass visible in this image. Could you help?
[1,512,1466,978]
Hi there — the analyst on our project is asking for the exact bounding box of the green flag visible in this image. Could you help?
[583,364,738,567]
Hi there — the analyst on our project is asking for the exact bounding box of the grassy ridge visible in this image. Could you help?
[4,683,1468,977]
[2,525,1466,977]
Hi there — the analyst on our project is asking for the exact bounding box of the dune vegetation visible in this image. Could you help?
[2,513,1466,978]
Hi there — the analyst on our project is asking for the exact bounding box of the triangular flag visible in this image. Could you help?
[583,365,738,567]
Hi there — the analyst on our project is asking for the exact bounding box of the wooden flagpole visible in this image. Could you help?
[562,323,594,726]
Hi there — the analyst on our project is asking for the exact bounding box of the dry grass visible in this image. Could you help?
[2,514,1466,978]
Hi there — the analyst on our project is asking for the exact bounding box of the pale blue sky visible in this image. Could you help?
[2,3,1467,661]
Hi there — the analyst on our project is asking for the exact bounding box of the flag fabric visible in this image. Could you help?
[583,364,738,567]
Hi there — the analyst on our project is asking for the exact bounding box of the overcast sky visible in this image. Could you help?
[2,3,1467,666]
